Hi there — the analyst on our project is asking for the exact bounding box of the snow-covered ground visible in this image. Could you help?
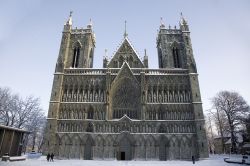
[0,155,245,166]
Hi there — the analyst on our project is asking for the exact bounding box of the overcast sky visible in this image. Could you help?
[0,0,249,115]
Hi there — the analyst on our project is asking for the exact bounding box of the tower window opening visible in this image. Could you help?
[173,47,180,68]
[158,48,163,68]
[72,47,80,68]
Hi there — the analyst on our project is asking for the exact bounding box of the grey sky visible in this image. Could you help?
[0,0,249,114]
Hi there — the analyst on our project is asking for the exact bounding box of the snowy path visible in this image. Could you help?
[0,155,243,166]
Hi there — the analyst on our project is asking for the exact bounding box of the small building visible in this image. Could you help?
[242,143,250,154]
[214,134,243,154]
[213,136,231,154]
[0,124,29,157]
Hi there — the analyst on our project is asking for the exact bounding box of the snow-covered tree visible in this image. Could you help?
[211,91,250,153]
[0,86,46,152]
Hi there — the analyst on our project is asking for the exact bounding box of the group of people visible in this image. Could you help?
[47,153,54,162]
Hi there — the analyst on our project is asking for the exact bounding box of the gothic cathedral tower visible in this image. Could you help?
[156,15,208,158]
[43,12,95,154]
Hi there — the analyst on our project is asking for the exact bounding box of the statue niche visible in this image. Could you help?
[111,77,140,119]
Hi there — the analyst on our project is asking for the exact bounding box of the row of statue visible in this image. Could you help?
[145,110,194,120]
[61,88,191,103]
[147,90,191,103]
[62,89,105,102]
[59,108,194,120]
[59,109,106,120]
[57,122,196,133]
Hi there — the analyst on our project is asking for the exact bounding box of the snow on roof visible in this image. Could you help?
[243,144,250,148]
[225,139,231,145]
[213,133,243,143]
[107,36,143,66]
[214,136,230,139]
[0,124,30,133]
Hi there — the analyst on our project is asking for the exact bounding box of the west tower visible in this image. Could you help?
[157,14,208,158]
[56,12,95,73]
[157,15,196,73]
[44,12,95,154]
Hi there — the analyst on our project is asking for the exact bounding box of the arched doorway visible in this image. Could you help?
[117,136,132,160]
[84,136,94,160]
[159,136,168,161]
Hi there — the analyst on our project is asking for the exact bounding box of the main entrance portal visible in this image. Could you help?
[117,136,132,160]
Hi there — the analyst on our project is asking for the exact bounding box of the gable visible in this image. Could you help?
[108,38,145,68]
[111,62,139,86]
[119,114,132,122]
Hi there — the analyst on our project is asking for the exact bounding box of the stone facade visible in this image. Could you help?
[43,13,209,160]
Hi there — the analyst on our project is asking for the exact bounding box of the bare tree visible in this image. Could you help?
[15,96,42,129]
[209,107,229,153]
[26,111,46,151]
[37,123,46,153]
[212,91,250,153]
[0,87,12,125]
[0,86,46,152]
[0,87,19,126]
[205,112,215,154]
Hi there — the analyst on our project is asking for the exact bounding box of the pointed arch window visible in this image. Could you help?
[158,48,163,68]
[72,47,80,68]
[119,56,123,68]
[172,47,181,68]
[89,48,94,68]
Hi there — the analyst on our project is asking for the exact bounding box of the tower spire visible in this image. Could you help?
[124,20,128,38]
[179,12,189,31]
[180,12,187,25]
[105,49,108,58]
[66,11,73,25]
[160,17,165,28]
[87,18,93,29]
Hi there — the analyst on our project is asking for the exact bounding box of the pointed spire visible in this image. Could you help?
[179,12,189,31]
[124,20,128,38]
[104,49,108,58]
[66,11,73,25]
[87,18,93,29]
[144,49,148,58]
[103,49,108,68]
[180,12,187,25]
[143,49,148,68]
[160,17,165,28]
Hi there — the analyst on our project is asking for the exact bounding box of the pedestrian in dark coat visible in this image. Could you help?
[192,155,195,164]
[50,153,54,162]
[47,153,50,162]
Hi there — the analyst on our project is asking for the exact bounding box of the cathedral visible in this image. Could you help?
[43,12,208,160]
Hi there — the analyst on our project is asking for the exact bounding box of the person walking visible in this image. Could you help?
[50,153,54,162]
[47,153,50,162]
[192,155,195,164]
